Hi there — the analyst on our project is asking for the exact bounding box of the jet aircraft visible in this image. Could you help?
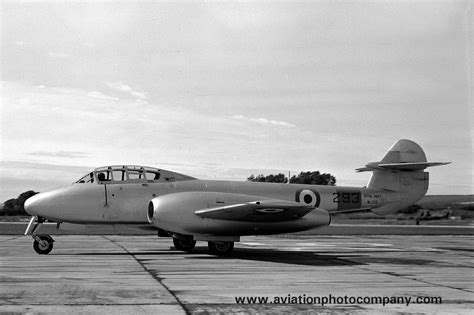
[24,139,449,255]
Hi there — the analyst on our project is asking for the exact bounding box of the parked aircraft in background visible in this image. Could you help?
[24,139,449,255]
[415,210,450,225]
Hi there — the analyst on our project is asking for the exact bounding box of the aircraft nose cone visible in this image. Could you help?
[24,189,63,220]
[24,194,40,216]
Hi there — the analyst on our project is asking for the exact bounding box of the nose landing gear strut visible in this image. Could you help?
[25,216,55,255]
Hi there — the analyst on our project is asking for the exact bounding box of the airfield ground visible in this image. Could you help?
[0,222,473,314]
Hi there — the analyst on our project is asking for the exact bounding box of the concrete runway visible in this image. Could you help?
[1,234,473,314]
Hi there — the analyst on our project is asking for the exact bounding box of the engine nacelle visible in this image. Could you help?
[147,191,330,236]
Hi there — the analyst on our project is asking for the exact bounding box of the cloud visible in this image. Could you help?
[29,151,89,158]
[106,82,147,100]
[232,114,295,128]
[87,91,119,101]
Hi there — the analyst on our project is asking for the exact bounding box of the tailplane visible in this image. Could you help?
[357,139,450,214]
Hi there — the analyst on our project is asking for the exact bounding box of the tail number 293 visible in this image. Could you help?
[333,192,360,204]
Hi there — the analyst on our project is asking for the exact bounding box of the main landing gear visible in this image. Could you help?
[172,237,196,252]
[25,216,55,255]
[171,235,235,256]
[208,241,234,256]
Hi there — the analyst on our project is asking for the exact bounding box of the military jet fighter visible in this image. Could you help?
[24,139,449,255]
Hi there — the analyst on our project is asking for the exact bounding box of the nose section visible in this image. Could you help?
[24,189,64,220]
[24,194,41,215]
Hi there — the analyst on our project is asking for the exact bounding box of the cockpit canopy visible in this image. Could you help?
[75,165,196,185]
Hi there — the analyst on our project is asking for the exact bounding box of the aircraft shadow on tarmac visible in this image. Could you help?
[62,247,367,267]
[190,248,368,266]
[189,248,442,266]
[61,246,441,267]
[194,250,442,268]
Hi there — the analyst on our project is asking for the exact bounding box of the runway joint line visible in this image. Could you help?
[101,236,190,315]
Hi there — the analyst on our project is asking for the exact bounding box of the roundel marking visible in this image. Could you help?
[304,194,313,204]
[296,189,321,207]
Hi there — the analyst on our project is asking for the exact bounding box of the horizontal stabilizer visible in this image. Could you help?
[357,161,450,172]
[378,162,450,170]
[195,199,314,222]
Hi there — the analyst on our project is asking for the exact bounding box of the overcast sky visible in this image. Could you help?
[1,1,472,201]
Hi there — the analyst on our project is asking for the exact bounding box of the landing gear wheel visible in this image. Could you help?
[208,241,234,256]
[173,238,196,252]
[33,235,54,255]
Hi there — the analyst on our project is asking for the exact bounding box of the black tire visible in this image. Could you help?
[208,241,234,256]
[157,229,169,237]
[33,235,54,255]
[173,238,196,252]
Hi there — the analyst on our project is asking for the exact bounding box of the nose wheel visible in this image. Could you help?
[33,234,54,254]
[25,216,55,255]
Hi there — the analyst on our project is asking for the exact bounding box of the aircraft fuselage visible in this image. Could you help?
[30,178,389,225]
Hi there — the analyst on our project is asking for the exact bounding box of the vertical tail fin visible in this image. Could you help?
[356,139,450,214]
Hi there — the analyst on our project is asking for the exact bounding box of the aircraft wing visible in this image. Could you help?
[329,208,371,214]
[194,199,314,222]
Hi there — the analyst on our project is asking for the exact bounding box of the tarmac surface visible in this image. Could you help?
[1,227,473,314]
